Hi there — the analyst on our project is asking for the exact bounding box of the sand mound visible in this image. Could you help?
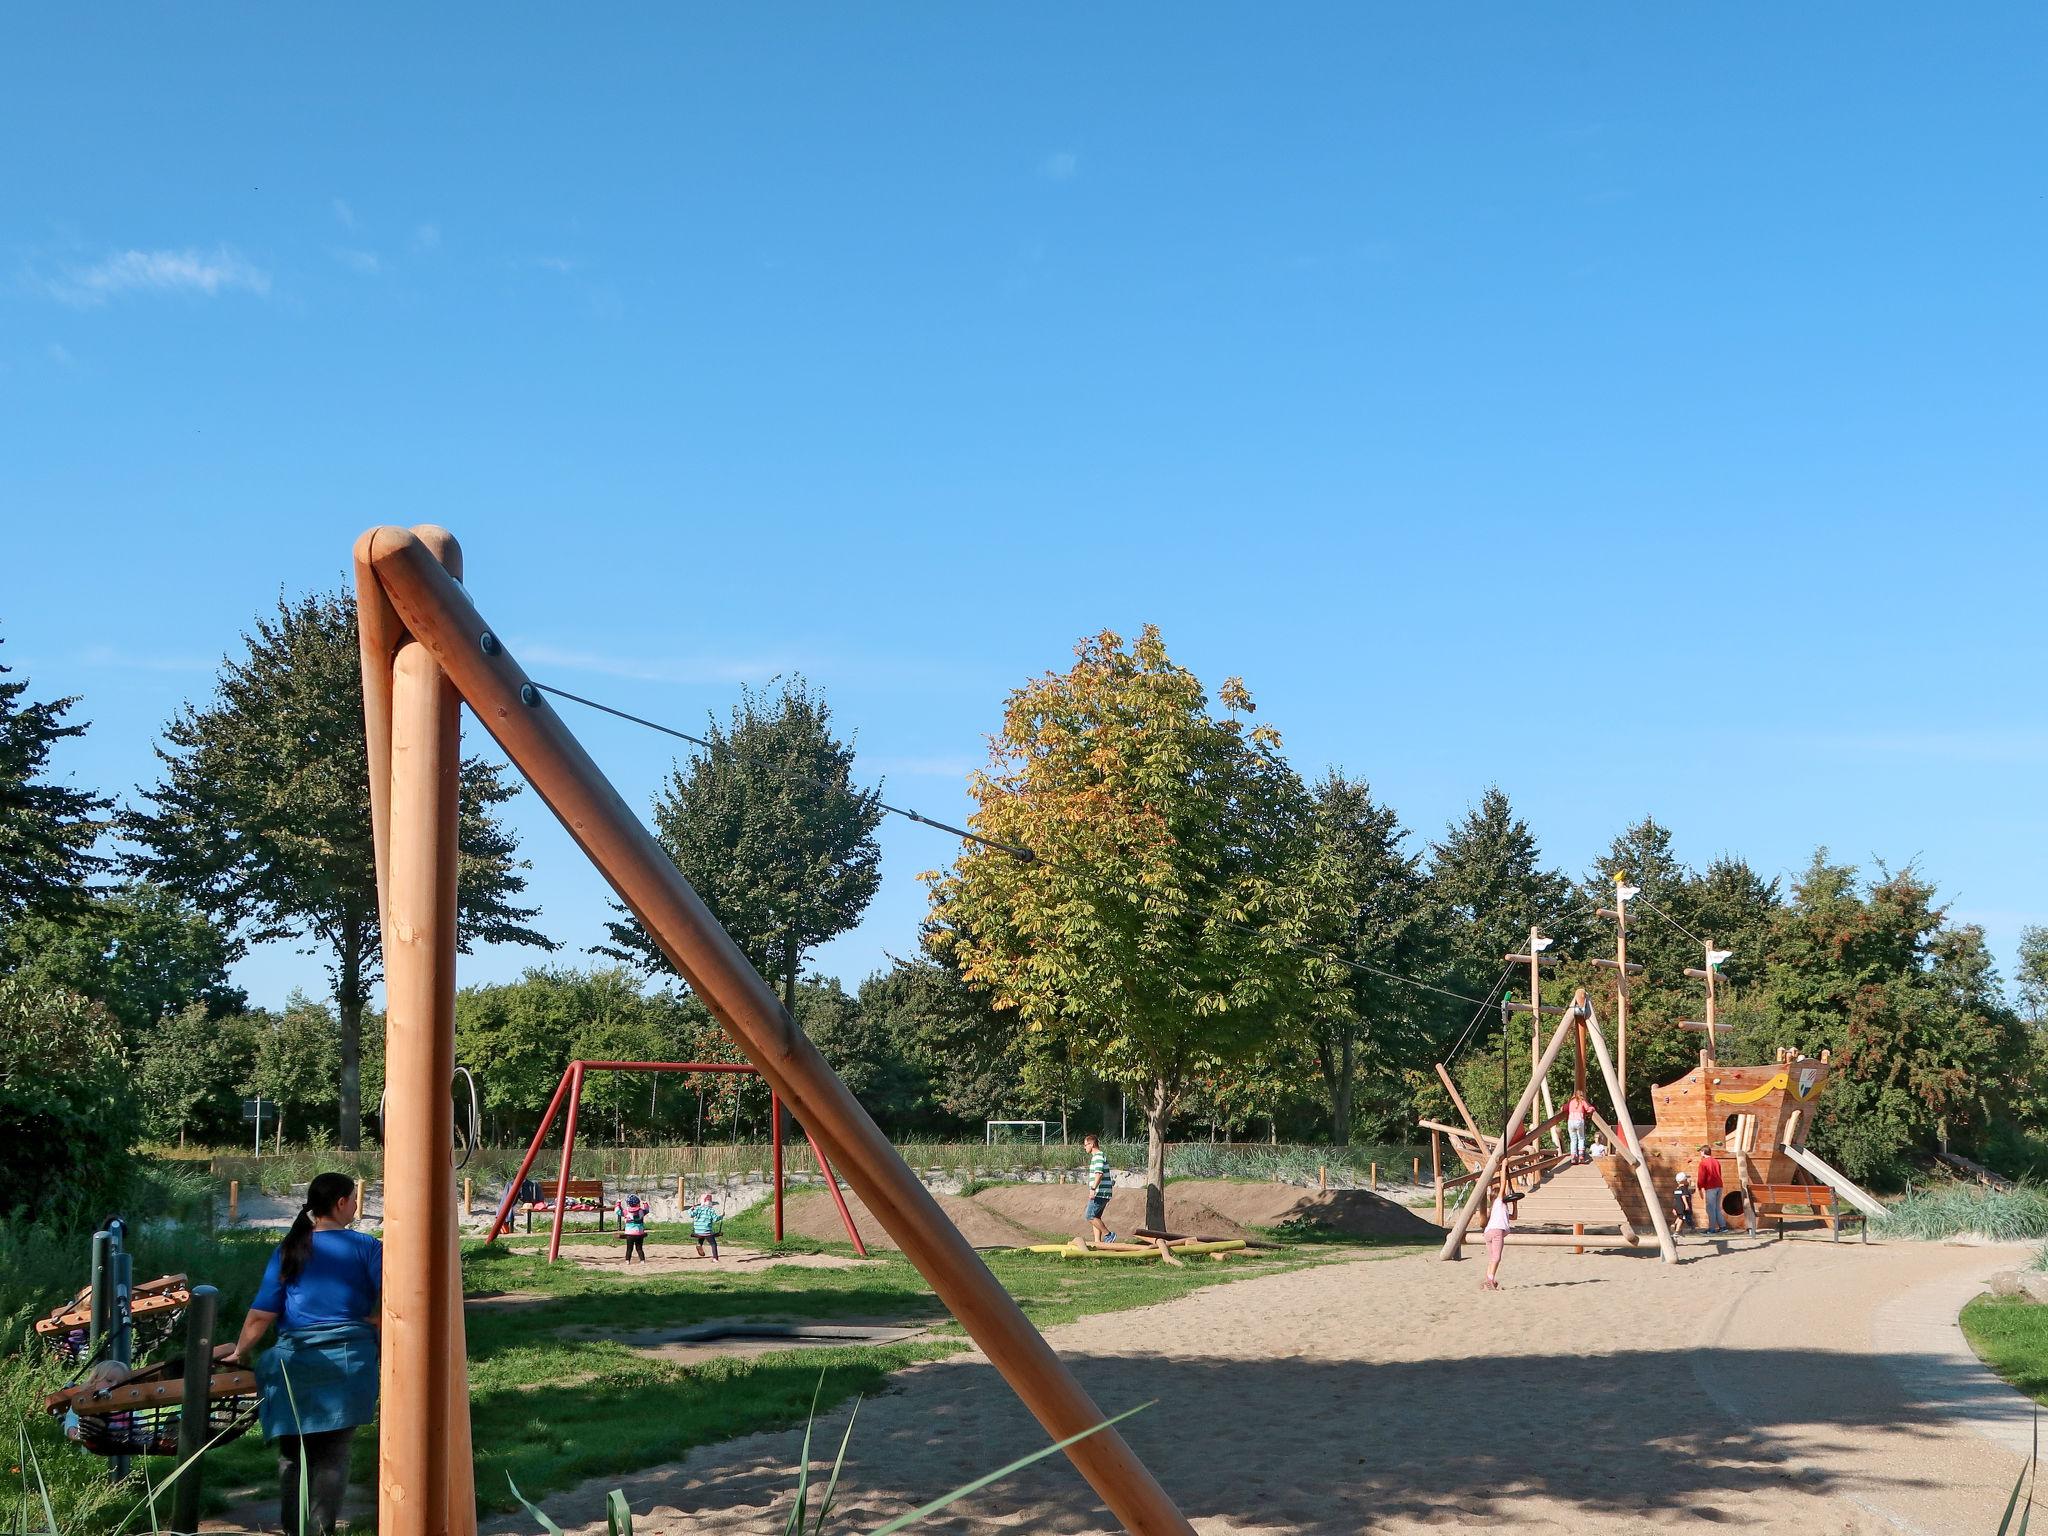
[970,1183,1251,1241]
[972,1179,1437,1242]
[779,1188,1042,1251]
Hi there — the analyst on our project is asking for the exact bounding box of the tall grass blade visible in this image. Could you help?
[864,1401,1152,1536]
[810,1395,863,1535]
[605,1487,633,1536]
[782,1369,827,1536]
[508,1474,568,1536]
[20,1425,58,1536]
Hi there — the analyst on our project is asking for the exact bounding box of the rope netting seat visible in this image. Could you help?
[34,1275,192,1366]
[44,1345,258,1460]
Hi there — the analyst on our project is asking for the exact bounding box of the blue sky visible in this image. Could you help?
[4,8,2044,1012]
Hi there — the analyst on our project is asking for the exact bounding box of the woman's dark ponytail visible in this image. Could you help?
[281,1172,356,1285]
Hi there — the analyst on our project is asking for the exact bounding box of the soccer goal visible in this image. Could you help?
[986,1120,1051,1146]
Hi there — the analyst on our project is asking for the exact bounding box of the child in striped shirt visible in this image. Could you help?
[1081,1132,1116,1245]
[690,1194,721,1260]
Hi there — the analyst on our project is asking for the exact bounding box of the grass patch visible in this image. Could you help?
[1962,1294,2048,1403]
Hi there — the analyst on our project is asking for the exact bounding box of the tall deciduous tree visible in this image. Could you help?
[246,993,340,1150]
[135,1002,260,1146]
[127,589,553,1147]
[0,636,111,922]
[605,678,882,1026]
[1297,772,1439,1143]
[0,879,244,1037]
[925,627,1312,1228]
[2016,926,2048,1025]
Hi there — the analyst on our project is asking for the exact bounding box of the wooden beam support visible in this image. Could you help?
[361,529,1193,1536]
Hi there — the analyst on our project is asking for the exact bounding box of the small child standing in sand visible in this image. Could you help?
[619,1193,649,1262]
[1081,1132,1116,1245]
[1482,1186,1516,1290]
[690,1193,722,1260]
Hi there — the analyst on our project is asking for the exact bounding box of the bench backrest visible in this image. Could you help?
[1750,1183,1834,1208]
[536,1179,607,1199]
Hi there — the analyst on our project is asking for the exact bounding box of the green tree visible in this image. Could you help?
[857,955,1024,1134]
[127,588,553,1147]
[604,678,883,1021]
[0,879,244,1037]
[0,977,136,1221]
[924,627,1312,1228]
[2016,925,2048,1025]
[135,1002,260,1145]
[246,993,341,1149]
[1688,855,1780,990]
[0,636,111,922]
[1425,787,1579,994]
[1296,772,1440,1143]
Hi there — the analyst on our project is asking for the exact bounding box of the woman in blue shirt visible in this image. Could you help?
[229,1172,381,1536]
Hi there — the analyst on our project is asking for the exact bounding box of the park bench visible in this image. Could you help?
[1748,1181,1865,1242]
[521,1178,609,1233]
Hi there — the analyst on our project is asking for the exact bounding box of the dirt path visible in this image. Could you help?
[479,1234,2037,1535]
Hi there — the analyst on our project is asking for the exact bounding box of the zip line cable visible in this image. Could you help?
[533,677,1499,1011]
[1635,893,1707,949]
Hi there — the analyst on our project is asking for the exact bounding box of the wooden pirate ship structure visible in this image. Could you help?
[1425,899,1883,1258]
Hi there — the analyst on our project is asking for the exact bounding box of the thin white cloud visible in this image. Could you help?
[47,342,76,369]
[331,197,357,229]
[332,248,383,275]
[513,641,797,687]
[413,223,441,252]
[1039,151,1079,182]
[533,255,577,274]
[43,247,271,307]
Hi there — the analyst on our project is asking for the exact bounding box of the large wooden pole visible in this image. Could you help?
[379,638,462,1535]
[1581,1006,1678,1264]
[1438,1000,1581,1261]
[361,528,1193,1535]
[548,1064,585,1265]
[1614,880,1631,1085]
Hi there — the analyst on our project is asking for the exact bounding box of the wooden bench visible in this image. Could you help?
[1748,1182,1865,1242]
[522,1178,609,1233]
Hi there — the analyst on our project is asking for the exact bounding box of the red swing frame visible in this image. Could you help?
[485,1060,868,1261]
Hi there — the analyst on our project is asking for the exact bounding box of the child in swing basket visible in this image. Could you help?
[619,1193,649,1262]
[690,1193,722,1260]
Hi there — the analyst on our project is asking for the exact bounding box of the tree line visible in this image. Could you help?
[3,600,2044,1226]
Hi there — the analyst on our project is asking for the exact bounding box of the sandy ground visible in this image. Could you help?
[471,1234,2038,1536]
[778,1180,1438,1251]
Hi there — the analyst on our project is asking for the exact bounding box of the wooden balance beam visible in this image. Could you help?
[1456,1231,1641,1248]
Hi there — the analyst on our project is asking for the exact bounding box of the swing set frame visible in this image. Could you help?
[484,1059,868,1260]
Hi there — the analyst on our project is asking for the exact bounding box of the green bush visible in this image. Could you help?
[0,979,139,1224]
[1881,1183,2048,1242]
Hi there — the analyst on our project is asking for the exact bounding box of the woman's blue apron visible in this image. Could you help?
[256,1323,379,1440]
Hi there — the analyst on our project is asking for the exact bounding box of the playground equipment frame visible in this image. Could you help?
[484,1059,868,1260]
[355,525,1192,1536]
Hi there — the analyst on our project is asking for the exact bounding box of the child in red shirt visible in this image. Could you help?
[1696,1145,1726,1232]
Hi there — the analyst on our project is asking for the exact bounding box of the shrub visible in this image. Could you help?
[0,978,139,1224]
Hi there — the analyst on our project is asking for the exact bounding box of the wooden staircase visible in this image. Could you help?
[1511,1159,1652,1233]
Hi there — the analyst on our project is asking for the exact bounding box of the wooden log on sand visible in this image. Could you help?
[1455,1231,1640,1248]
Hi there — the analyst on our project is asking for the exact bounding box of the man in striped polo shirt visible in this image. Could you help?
[1081,1132,1116,1245]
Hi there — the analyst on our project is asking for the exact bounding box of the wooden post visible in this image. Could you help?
[1412,1156,1420,1183]
[359,529,1193,1536]
[1435,1063,1486,1148]
[226,1181,238,1226]
[1432,1132,1444,1226]
[462,1176,473,1217]
[1369,1162,1377,1191]
[378,636,463,1536]
[1614,879,1631,1085]
[1318,1164,1327,1192]
[1573,1221,1584,1256]
[676,1173,686,1205]
[356,1178,368,1219]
